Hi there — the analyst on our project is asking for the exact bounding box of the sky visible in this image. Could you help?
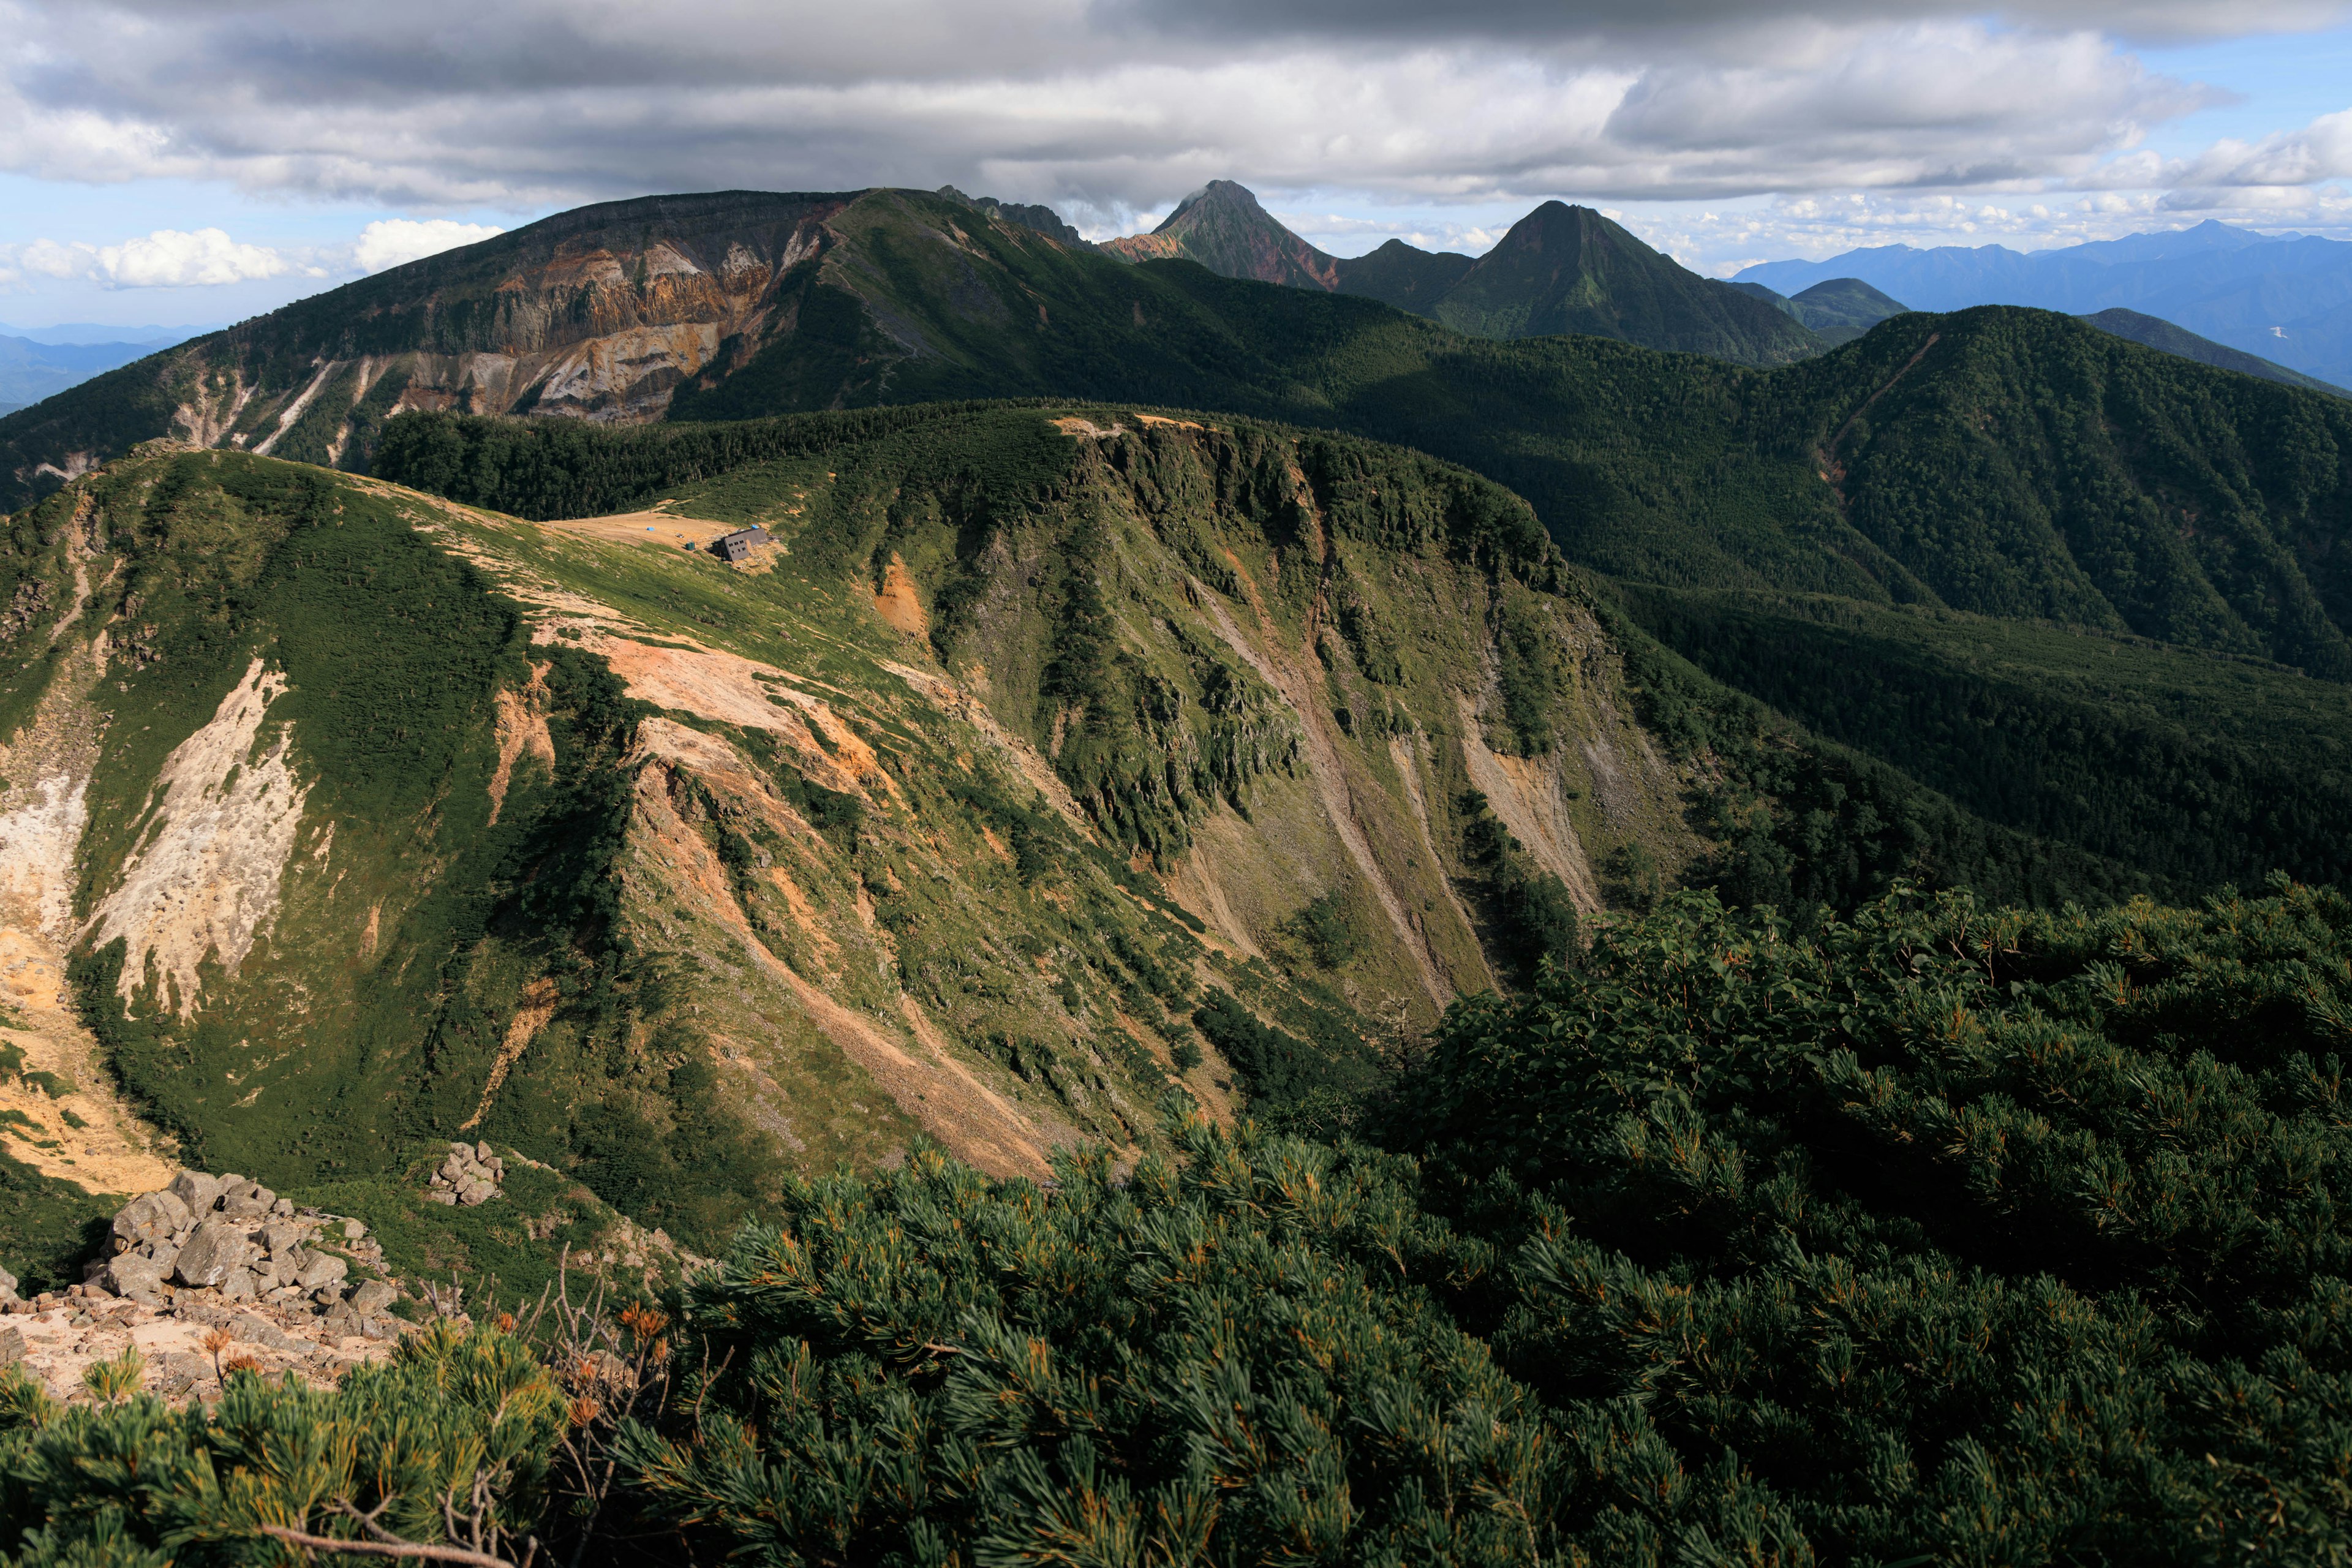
[4,0,2352,331]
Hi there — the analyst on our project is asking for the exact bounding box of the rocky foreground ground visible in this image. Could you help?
[0,1154,503,1404]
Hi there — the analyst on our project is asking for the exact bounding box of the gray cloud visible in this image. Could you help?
[1096,0,2351,47]
[0,0,2335,233]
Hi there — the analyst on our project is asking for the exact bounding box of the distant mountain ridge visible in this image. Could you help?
[2079,308,2343,394]
[1104,181,1824,366]
[1736,219,2352,386]
[1735,277,1913,346]
[0,332,192,410]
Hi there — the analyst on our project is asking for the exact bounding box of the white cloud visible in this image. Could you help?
[349,219,506,273]
[0,227,300,288]
[0,216,510,293]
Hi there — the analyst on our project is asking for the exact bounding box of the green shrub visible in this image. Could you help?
[0,1324,565,1566]
[616,1129,1560,1566]
[1379,880,2352,1564]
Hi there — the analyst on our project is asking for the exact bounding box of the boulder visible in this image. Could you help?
[172,1218,251,1287]
[349,1279,398,1316]
[105,1253,170,1302]
[295,1253,349,1292]
[0,1327,23,1365]
[111,1189,190,1248]
[0,1267,17,1303]
[341,1219,367,1240]
[260,1220,301,1256]
[218,1180,274,1218]
[221,1267,257,1302]
[169,1171,225,1214]
[458,1178,495,1207]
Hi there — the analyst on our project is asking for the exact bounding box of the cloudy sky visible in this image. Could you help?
[4,0,2352,330]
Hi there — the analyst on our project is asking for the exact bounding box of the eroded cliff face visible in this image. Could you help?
[177,201,851,461]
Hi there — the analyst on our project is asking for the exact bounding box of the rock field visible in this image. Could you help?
[0,1167,415,1405]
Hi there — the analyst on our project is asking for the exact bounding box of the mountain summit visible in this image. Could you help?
[1102,185,1823,366]
[1425,202,1822,364]
[1102,179,1343,290]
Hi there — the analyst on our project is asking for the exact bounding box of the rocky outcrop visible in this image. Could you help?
[93,1169,388,1316]
[425,1140,505,1206]
[0,1170,415,1406]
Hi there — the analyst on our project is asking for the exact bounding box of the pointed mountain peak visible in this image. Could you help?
[1430,201,1823,365]
[1103,178,1339,290]
[1157,179,1267,234]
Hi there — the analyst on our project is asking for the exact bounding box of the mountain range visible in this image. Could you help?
[6,179,2352,1557]
[1106,179,1825,365]
[0,331,194,412]
[6,184,2352,1230]
[1737,217,2352,388]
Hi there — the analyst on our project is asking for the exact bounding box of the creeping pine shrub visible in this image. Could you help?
[1383,880,2352,1567]
[616,1125,1578,1567]
[13,883,2352,1567]
[0,1323,564,1567]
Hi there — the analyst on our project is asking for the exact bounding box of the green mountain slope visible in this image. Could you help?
[1786,276,1910,344]
[1618,584,2352,893]
[19,402,1969,1276]
[1426,203,1826,364]
[1333,238,1477,312]
[12,190,2352,698]
[2081,306,2346,394]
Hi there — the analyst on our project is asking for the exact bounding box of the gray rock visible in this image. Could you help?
[474,1140,494,1163]
[436,1153,468,1185]
[221,1267,257,1303]
[0,1326,23,1365]
[340,1219,366,1240]
[349,1279,398,1315]
[169,1170,225,1213]
[428,1190,458,1207]
[105,1253,170,1302]
[218,1180,273,1219]
[295,1253,349,1292]
[111,1189,191,1246]
[322,1301,359,1333]
[0,1266,17,1303]
[172,1218,251,1287]
[457,1178,495,1207]
[232,1311,298,1352]
[270,1198,294,1216]
[260,1220,301,1257]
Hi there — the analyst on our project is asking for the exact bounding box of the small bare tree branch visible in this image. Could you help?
[258,1524,516,1568]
